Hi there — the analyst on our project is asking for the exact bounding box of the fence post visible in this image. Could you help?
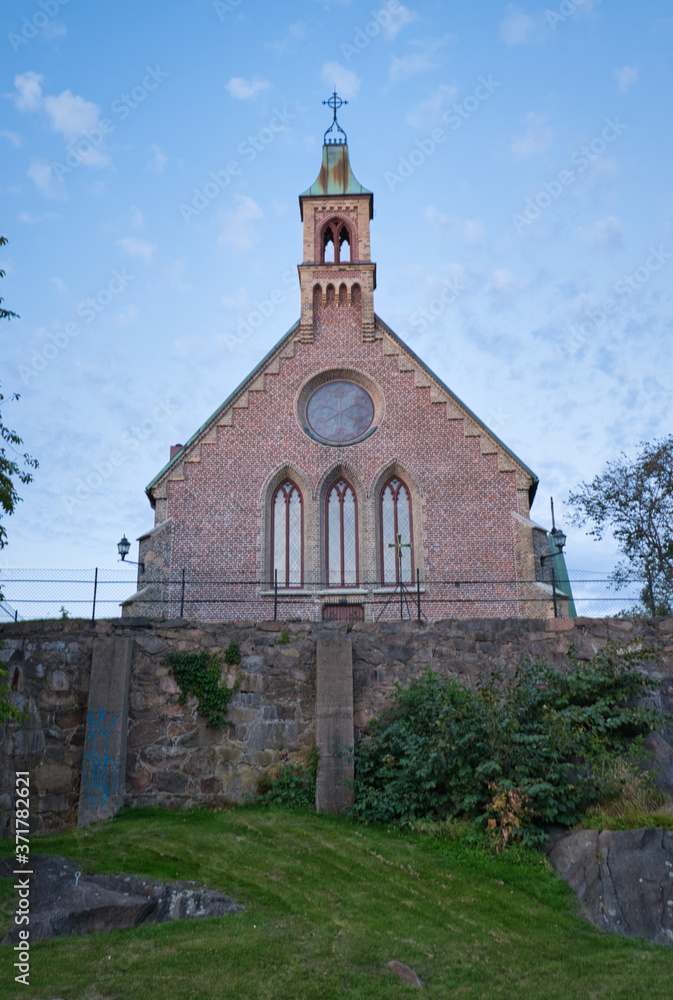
[646,565,656,616]
[180,568,185,618]
[274,569,278,622]
[416,568,421,622]
[91,567,98,626]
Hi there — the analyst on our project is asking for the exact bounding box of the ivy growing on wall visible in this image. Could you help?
[167,651,240,726]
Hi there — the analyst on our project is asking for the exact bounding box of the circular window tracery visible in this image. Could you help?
[306,381,375,444]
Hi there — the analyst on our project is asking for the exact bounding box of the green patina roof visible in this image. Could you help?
[300,144,373,215]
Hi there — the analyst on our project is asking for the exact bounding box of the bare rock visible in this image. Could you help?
[547,827,673,947]
[0,854,242,944]
[387,960,423,987]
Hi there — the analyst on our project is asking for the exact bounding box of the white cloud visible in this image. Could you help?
[405,83,459,129]
[13,71,44,112]
[389,51,441,84]
[225,77,271,100]
[0,130,22,148]
[145,143,168,174]
[383,3,417,40]
[27,159,66,199]
[424,207,484,243]
[218,195,263,251]
[614,65,638,93]
[130,207,145,230]
[266,20,308,54]
[116,237,158,261]
[115,304,140,326]
[221,289,249,310]
[500,5,535,44]
[491,268,518,293]
[14,74,110,168]
[577,216,623,251]
[41,21,67,42]
[510,112,554,160]
[320,62,361,100]
[18,212,41,225]
[43,90,101,142]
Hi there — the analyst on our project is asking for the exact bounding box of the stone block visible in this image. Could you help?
[315,637,354,814]
[78,637,133,828]
[36,763,74,795]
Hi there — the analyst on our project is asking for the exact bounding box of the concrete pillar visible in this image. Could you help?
[77,637,133,827]
[315,637,354,813]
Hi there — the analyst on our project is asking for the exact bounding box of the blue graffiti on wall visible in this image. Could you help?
[83,709,118,802]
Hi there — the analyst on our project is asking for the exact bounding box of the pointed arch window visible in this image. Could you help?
[326,478,358,586]
[321,220,353,264]
[380,476,413,584]
[323,225,335,263]
[271,480,303,587]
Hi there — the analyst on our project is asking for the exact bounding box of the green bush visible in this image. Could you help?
[351,642,663,845]
[263,747,320,810]
[167,651,240,726]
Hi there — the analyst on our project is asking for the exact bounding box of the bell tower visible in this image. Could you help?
[298,92,376,343]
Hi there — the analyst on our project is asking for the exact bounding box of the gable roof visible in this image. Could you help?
[146,314,538,506]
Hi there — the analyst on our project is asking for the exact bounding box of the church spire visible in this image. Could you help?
[297,95,376,343]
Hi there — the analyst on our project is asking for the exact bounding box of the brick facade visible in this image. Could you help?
[125,142,556,622]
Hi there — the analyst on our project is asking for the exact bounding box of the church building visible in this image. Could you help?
[123,97,565,623]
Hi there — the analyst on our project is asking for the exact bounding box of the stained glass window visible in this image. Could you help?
[272,480,302,587]
[307,381,374,444]
[326,479,358,586]
[380,477,413,584]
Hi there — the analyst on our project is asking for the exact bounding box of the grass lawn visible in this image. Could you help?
[1,805,672,999]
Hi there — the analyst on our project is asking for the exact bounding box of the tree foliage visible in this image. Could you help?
[0,236,38,551]
[351,644,662,846]
[566,437,673,615]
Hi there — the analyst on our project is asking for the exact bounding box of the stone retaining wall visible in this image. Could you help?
[2,615,672,835]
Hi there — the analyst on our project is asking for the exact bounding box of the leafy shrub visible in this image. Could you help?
[224,639,241,665]
[351,642,663,844]
[262,747,320,810]
[277,628,290,645]
[167,651,240,726]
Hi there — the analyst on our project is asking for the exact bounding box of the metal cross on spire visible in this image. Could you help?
[322,89,348,145]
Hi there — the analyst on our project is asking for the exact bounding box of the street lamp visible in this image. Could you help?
[117,535,144,572]
[540,501,566,618]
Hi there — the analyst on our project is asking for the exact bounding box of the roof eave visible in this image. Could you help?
[146,318,301,501]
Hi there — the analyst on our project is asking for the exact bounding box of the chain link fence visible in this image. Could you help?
[0,568,653,622]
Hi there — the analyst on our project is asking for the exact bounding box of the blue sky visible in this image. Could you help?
[1,0,672,580]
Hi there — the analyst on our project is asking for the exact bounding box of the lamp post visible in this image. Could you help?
[540,500,567,618]
[117,535,144,572]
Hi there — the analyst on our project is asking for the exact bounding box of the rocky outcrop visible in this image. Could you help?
[547,827,673,947]
[0,854,242,944]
